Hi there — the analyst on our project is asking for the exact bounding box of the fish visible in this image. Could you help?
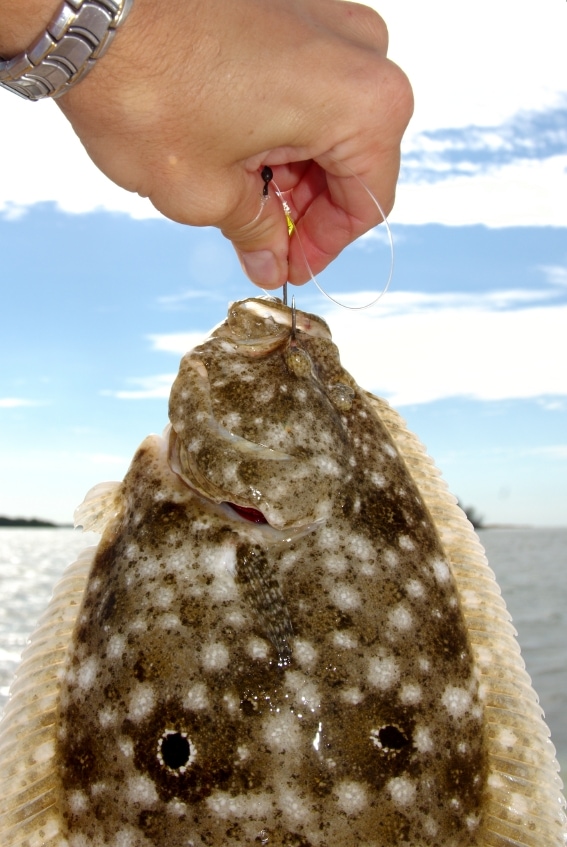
[0,295,565,847]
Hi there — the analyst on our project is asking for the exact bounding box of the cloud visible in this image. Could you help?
[83,453,130,466]
[317,284,567,406]
[101,333,207,400]
[391,155,567,227]
[402,102,567,182]
[372,0,566,132]
[527,446,567,460]
[148,332,207,355]
[0,97,160,220]
[540,266,567,288]
[0,397,39,408]
[157,289,224,309]
[102,374,176,401]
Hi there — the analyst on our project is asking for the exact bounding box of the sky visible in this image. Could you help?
[1,0,566,527]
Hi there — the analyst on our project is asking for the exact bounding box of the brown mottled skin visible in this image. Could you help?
[57,299,486,846]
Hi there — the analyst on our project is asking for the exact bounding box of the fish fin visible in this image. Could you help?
[0,545,96,846]
[365,391,567,845]
[74,479,123,533]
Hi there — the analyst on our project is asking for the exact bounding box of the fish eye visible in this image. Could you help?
[370,724,410,753]
[157,729,195,774]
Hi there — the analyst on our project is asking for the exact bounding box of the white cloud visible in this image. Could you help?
[0,397,39,408]
[392,156,567,227]
[148,332,207,354]
[369,0,566,132]
[102,373,176,400]
[527,446,567,460]
[0,97,160,219]
[540,266,567,288]
[81,453,130,465]
[102,332,206,400]
[318,288,567,406]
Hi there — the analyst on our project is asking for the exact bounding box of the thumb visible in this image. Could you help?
[221,168,291,290]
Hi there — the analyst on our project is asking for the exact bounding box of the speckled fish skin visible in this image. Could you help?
[1,297,566,847]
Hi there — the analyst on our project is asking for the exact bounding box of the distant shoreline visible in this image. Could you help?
[0,516,73,528]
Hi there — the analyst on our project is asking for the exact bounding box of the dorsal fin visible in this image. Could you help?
[74,480,123,533]
[0,545,97,846]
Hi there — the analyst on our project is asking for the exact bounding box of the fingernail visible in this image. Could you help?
[240,250,279,288]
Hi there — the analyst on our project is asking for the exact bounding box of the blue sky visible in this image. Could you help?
[1,0,566,526]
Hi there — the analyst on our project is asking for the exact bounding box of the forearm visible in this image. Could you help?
[0,0,58,55]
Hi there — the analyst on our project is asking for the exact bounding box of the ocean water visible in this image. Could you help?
[0,526,566,774]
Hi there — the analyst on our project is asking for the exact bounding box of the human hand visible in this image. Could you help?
[54,0,413,288]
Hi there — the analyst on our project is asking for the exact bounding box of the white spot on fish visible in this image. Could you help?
[118,736,134,758]
[293,638,318,670]
[263,711,301,752]
[98,707,117,728]
[341,686,365,705]
[183,682,210,711]
[167,799,188,817]
[383,548,399,568]
[279,787,312,823]
[431,557,451,583]
[247,637,270,660]
[128,683,156,722]
[206,790,272,820]
[330,583,361,611]
[153,586,175,608]
[348,534,374,560]
[400,683,422,705]
[77,656,99,691]
[325,554,347,575]
[286,671,321,711]
[441,685,472,718]
[113,825,153,847]
[157,613,181,629]
[398,535,415,551]
[368,655,400,690]
[68,790,89,815]
[201,642,230,672]
[335,780,368,815]
[414,726,434,754]
[406,579,425,599]
[333,631,358,650]
[387,776,416,807]
[126,775,158,806]
[107,634,126,661]
[423,816,439,837]
[318,526,340,549]
[388,604,413,631]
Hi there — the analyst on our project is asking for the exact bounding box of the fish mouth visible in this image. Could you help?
[224,502,268,524]
[167,426,322,540]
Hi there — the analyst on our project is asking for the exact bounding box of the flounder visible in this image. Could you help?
[0,297,565,847]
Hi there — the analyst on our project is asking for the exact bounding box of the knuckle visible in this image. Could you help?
[343,2,389,53]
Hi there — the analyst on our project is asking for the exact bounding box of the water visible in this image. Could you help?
[1,527,566,773]
[477,528,567,773]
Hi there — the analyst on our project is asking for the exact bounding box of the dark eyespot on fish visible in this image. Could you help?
[0,297,565,846]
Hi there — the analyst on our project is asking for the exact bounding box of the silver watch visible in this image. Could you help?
[0,0,133,101]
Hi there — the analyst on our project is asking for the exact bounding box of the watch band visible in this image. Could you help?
[0,0,133,101]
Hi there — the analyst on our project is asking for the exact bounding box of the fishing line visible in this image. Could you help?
[259,161,394,311]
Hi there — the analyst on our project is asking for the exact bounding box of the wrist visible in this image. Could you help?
[0,0,134,100]
[0,0,60,56]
